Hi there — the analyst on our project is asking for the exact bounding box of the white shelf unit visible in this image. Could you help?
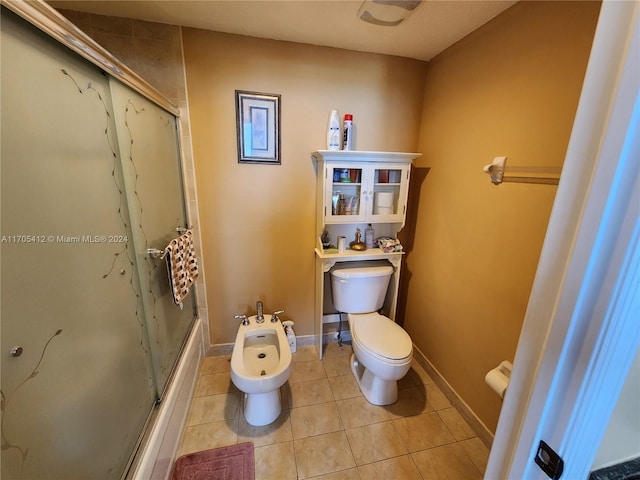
[311,150,422,358]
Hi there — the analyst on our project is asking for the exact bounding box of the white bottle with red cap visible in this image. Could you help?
[343,113,353,151]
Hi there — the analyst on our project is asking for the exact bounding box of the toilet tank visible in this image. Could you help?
[330,262,393,313]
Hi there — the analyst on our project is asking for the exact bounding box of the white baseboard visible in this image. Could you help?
[412,344,494,449]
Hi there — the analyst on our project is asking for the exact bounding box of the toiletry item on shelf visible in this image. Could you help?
[378,169,390,183]
[337,194,346,215]
[349,196,359,215]
[327,109,341,150]
[365,224,374,249]
[350,228,366,251]
[321,230,331,249]
[344,196,354,215]
[337,236,347,253]
[343,114,353,150]
[339,168,350,182]
[332,192,340,214]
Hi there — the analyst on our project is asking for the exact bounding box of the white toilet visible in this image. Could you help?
[230,312,292,426]
[330,262,413,405]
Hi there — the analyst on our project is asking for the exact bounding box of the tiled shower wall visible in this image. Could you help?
[58,9,210,343]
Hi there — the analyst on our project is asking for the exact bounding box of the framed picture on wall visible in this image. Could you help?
[235,90,281,164]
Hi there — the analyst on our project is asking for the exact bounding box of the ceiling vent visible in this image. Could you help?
[358,0,423,26]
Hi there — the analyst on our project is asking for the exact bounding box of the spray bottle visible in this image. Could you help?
[343,114,353,150]
[282,320,296,353]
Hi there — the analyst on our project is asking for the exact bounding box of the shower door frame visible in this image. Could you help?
[1,1,202,478]
[1,1,198,393]
[1,0,180,117]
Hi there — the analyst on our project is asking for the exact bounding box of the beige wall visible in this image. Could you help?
[58,9,185,103]
[404,1,600,432]
[182,30,427,345]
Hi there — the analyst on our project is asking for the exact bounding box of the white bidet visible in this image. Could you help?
[230,314,292,426]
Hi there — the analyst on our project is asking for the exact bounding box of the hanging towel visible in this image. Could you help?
[165,229,199,309]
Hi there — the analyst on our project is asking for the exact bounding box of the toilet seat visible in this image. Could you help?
[349,312,412,363]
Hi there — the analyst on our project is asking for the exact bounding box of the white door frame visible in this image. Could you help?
[486,1,640,479]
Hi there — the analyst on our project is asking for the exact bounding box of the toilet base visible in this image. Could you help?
[350,353,399,406]
[243,390,282,426]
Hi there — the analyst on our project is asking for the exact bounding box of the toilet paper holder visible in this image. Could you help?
[485,360,512,399]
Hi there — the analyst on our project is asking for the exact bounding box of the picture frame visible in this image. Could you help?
[235,90,281,164]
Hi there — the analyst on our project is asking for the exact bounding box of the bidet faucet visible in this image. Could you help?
[256,301,264,323]
[234,314,249,326]
[272,310,285,322]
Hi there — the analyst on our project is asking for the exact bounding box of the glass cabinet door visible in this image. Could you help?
[324,163,410,224]
[324,165,366,222]
[369,166,409,221]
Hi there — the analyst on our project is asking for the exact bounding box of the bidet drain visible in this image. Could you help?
[258,353,266,359]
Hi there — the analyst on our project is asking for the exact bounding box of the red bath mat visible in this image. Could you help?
[171,442,255,480]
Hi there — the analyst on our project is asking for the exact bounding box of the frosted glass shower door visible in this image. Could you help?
[110,80,196,396]
[2,9,161,479]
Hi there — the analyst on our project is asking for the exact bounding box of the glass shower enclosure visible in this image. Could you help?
[1,6,196,479]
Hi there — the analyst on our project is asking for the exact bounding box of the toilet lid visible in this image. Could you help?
[350,313,412,360]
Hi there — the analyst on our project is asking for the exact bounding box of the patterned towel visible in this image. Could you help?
[165,230,199,309]
[377,237,403,253]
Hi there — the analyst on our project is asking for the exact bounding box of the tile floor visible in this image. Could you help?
[177,342,490,479]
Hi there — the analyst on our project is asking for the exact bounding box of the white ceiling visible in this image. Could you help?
[48,0,517,61]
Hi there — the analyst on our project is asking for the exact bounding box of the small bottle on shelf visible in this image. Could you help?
[365,224,375,249]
